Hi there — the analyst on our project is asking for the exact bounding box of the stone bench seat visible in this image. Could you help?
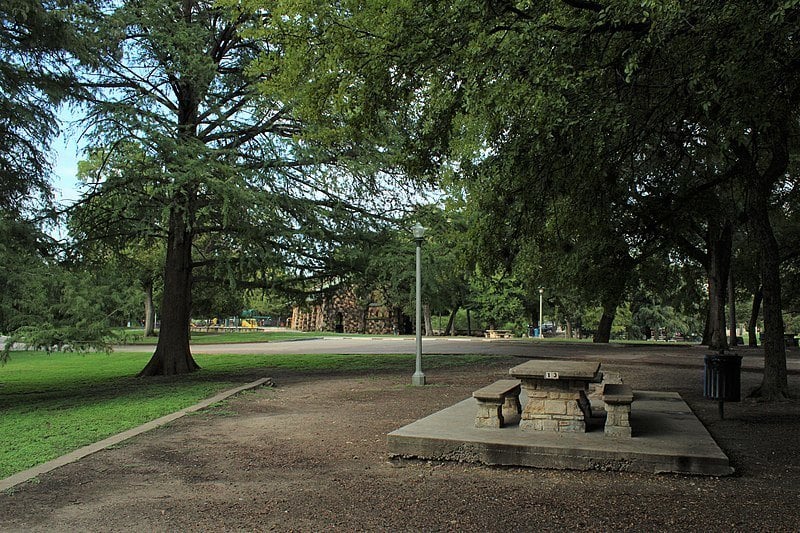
[473,379,522,428]
[602,383,634,438]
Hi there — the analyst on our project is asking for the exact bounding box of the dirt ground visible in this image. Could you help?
[1,350,800,532]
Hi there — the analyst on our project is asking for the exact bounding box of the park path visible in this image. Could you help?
[119,337,800,373]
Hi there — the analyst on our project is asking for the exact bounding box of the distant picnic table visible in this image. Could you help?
[485,329,513,339]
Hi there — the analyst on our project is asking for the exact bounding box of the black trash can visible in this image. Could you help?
[703,353,742,402]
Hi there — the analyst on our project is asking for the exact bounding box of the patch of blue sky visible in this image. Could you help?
[51,107,85,205]
[52,134,81,204]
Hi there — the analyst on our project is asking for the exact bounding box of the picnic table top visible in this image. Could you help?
[508,360,601,380]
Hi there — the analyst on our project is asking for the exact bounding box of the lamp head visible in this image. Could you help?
[412,222,426,242]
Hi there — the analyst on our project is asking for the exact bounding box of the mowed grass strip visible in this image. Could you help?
[0,350,492,479]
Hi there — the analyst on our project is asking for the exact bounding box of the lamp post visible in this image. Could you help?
[539,287,544,338]
[412,223,426,386]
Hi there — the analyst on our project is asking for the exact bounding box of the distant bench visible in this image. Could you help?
[473,379,522,428]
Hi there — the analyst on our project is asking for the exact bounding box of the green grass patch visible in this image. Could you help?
[0,350,493,479]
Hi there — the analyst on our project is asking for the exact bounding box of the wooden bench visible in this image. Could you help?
[473,379,522,428]
[602,383,634,438]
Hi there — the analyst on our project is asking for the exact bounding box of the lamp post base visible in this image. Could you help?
[412,372,426,386]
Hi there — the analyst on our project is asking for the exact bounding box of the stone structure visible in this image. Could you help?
[290,286,408,335]
[521,382,593,432]
[602,383,634,438]
[509,360,601,433]
[472,379,522,428]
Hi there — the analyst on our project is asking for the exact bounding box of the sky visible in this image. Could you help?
[51,111,83,204]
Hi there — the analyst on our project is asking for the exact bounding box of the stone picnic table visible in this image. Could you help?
[508,359,601,433]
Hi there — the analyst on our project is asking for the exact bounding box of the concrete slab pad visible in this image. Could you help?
[387,390,733,476]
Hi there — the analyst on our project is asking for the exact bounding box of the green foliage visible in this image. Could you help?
[0,0,85,215]
[3,0,792,378]
[76,0,406,278]
[0,215,51,335]
[417,203,473,315]
[244,289,293,322]
[192,280,246,321]
[327,204,473,329]
[467,269,527,332]
[2,266,134,358]
[262,1,799,333]
[1,212,142,358]
[0,217,129,359]
[783,314,800,334]
[629,304,696,340]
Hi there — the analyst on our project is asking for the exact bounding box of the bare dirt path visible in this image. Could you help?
[2,348,799,531]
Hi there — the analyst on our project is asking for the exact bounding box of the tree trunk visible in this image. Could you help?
[565,318,573,339]
[393,307,404,334]
[748,287,762,347]
[423,304,433,336]
[706,220,732,351]
[593,255,629,343]
[748,175,788,399]
[143,279,156,337]
[701,303,711,346]
[593,314,613,343]
[360,303,369,334]
[139,209,199,376]
[728,269,737,347]
[138,36,204,377]
[593,302,616,343]
[444,306,458,336]
[732,135,789,399]
[467,308,472,336]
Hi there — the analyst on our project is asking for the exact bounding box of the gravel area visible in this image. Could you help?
[1,349,799,531]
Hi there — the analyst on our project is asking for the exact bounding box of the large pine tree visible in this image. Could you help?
[79,0,396,375]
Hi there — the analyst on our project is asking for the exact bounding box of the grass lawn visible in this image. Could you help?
[0,349,491,480]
